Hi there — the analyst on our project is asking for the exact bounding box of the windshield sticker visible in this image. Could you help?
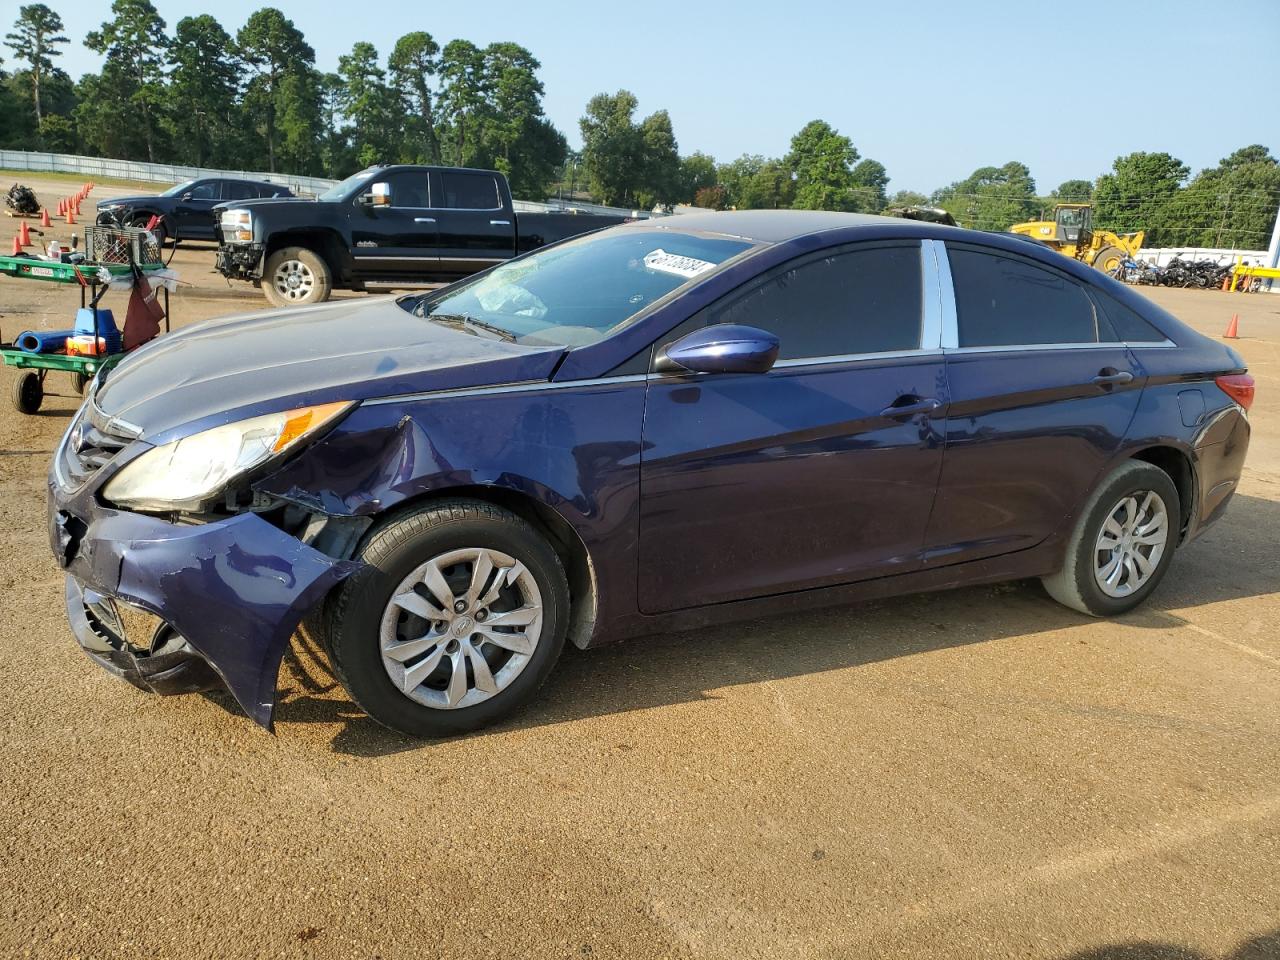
[643,249,716,279]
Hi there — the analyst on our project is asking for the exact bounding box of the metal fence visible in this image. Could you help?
[1,150,660,217]
[1137,246,1269,268]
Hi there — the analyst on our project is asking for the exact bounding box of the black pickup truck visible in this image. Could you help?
[214,165,630,306]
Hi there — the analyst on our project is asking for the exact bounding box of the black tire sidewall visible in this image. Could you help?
[12,372,42,414]
[327,504,569,737]
[1068,464,1180,616]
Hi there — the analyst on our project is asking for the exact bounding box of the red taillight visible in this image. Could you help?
[1215,373,1255,412]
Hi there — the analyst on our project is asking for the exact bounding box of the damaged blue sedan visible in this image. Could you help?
[49,211,1253,736]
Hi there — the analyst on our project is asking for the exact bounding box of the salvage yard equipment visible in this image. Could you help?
[1008,203,1144,275]
[1,227,171,414]
[5,183,40,217]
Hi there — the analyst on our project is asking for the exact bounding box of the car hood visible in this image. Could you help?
[96,194,160,208]
[95,297,564,441]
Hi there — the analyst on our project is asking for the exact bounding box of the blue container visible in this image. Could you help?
[73,307,121,353]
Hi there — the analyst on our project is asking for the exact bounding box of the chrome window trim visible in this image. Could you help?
[772,348,943,369]
[932,239,959,349]
[919,239,943,351]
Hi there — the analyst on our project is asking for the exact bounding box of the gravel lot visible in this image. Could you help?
[1,177,1278,959]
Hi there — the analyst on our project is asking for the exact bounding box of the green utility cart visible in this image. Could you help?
[1,227,170,414]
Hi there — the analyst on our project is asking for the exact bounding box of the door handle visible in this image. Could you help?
[1092,368,1134,387]
[880,397,942,418]
[414,217,436,223]
[490,219,511,226]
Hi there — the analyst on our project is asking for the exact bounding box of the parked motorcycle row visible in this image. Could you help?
[1111,256,1255,290]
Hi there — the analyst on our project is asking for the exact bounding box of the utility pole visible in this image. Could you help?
[1267,195,1280,293]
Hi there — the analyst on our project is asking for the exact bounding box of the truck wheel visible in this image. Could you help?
[1093,246,1124,275]
[262,246,332,307]
[11,371,43,414]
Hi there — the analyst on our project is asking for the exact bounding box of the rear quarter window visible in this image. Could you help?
[1094,290,1167,343]
[948,246,1097,347]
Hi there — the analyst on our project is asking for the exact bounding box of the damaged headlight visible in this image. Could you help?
[103,402,352,513]
[220,208,253,242]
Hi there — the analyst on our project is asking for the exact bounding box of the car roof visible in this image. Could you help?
[626,209,904,244]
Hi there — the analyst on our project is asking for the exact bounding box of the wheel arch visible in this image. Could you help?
[264,229,349,281]
[1123,443,1197,543]
[357,483,600,651]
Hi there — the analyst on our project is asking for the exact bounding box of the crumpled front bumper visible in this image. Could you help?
[214,242,265,280]
[50,482,355,729]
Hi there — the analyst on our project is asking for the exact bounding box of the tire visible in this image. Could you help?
[11,371,42,414]
[261,246,332,307]
[324,499,570,737]
[71,371,88,395]
[1041,460,1180,617]
[1093,246,1124,275]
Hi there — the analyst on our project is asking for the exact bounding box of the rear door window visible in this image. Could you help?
[1093,290,1167,343]
[223,181,257,201]
[947,246,1098,347]
[710,244,923,360]
[439,173,501,210]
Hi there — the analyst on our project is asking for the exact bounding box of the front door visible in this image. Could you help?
[349,169,440,277]
[171,180,223,239]
[638,241,948,614]
[922,242,1145,567]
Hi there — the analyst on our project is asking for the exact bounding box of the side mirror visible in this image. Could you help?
[180,192,192,201]
[359,182,391,207]
[654,323,780,376]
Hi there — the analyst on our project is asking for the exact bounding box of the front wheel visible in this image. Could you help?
[11,371,43,414]
[1042,461,1180,616]
[261,246,332,307]
[324,500,570,737]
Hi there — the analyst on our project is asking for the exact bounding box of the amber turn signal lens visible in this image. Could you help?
[272,401,351,453]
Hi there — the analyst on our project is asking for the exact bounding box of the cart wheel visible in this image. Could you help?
[11,371,43,414]
[71,371,89,395]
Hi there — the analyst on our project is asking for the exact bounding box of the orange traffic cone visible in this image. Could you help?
[56,198,64,216]
[40,208,52,228]
[65,206,75,225]
[18,220,30,246]
[1224,314,1239,339]
[11,235,21,256]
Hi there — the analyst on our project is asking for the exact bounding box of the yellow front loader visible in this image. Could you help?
[1008,203,1144,274]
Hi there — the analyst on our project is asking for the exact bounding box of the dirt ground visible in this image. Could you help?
[0,176,1278,960]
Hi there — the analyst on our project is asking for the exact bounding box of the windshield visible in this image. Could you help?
[317,167,378,202]
[402,228,756,347]
[160,179,196,198]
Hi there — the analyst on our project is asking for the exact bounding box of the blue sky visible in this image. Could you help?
[49,0,1280,194]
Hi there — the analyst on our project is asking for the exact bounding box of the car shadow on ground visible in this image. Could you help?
[1056,926,1278,959]
[258,492,1280,757]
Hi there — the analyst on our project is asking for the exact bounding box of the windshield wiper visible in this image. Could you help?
[425,312,516,343]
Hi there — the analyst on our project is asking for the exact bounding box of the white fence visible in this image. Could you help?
[1137,246,1269,268]
[0,149,338,196]
[1,149,658,217]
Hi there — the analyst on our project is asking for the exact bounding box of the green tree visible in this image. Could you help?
[637,109,680,209]
[739,159,794,209]
[849,158,889,212]
[887,189,929,209]
[337,41,399,167]
[388,31,440,164]
[716,153,764,208]
[578,89,644,206]
[238,7,314,171]
[932,161,1037,230]
[4,4,68,126]
[168,15,240,166]
[84,0,169,161]
[786,120,859,211]
[677,152,717,204]
[1050,178,1093,203]
[317,70,354,176]
[274,66,324,174]
[1092,151,1188,246]
[1170,145,1280,249]
[437,39,487,166]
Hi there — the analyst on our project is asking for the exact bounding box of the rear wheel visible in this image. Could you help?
[324,499,570,737]
[1042,461,1179,616]
[261,246,332,307]
[71,371,89,395]
[11,371,42,414]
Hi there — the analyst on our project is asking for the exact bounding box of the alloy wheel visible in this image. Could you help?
[378,547,544,710]
[1093,490,1169,598]
[272,259,315,302]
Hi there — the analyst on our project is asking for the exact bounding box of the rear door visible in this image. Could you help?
[348,168,440,277]
[171,179,223,239]
[922,242,1145,568]
[430,170,517,273]
[638,240,948,613]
